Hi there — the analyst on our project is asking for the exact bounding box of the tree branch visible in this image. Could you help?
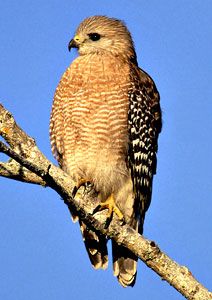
[0,103,211,300]
[0,160,45,185]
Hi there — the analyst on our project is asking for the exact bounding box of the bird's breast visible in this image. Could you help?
[59,55,132,182]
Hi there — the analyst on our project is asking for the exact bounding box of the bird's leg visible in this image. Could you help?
[93,193,125,228]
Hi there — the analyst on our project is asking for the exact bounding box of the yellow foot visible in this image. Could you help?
[72,178,91,197]
[93,193,124,228]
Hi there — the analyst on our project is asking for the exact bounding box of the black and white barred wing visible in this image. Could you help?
[128,68,162,234]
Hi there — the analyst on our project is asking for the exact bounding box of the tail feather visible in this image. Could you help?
[112,242,137,287]
[112,216,139,287]
[79,220,108,269]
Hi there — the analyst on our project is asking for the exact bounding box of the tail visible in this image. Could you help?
[112,242,138,287]
[79,220,108,269]
[68,193,108,270]
[112,219,138,287]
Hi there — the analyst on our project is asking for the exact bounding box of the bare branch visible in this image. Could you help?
[0,160,45,185]
[0,103,211,300]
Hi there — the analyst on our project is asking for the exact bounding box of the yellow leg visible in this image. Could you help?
[93,193,124,224]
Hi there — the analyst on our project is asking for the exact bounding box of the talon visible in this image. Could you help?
[92,204,102,215]
[77,178,90,189]
[105,213,113,229]
[72,178,91,197]
[93,193,124,226]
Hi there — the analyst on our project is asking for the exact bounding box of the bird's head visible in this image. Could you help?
[68,15,137,63]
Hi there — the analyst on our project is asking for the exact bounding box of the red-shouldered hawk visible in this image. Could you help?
[50,16,162,287]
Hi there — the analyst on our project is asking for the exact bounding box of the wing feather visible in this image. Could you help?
[128,67,162,233]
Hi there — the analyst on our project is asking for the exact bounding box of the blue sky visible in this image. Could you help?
[0,1,211,299]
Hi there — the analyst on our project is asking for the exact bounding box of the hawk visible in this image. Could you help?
[50,15,162,287]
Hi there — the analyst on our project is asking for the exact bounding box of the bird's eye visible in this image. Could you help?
[88,33,101,41]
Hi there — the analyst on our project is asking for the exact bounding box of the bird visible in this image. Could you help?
[50,15,162,287]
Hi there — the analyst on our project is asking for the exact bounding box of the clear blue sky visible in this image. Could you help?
[0,1,211,299]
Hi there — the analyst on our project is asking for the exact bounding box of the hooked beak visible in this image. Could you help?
[68,39,79,51]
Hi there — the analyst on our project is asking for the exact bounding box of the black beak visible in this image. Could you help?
[68,39,79,51]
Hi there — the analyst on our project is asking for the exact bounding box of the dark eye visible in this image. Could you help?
[88,33,101,41]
